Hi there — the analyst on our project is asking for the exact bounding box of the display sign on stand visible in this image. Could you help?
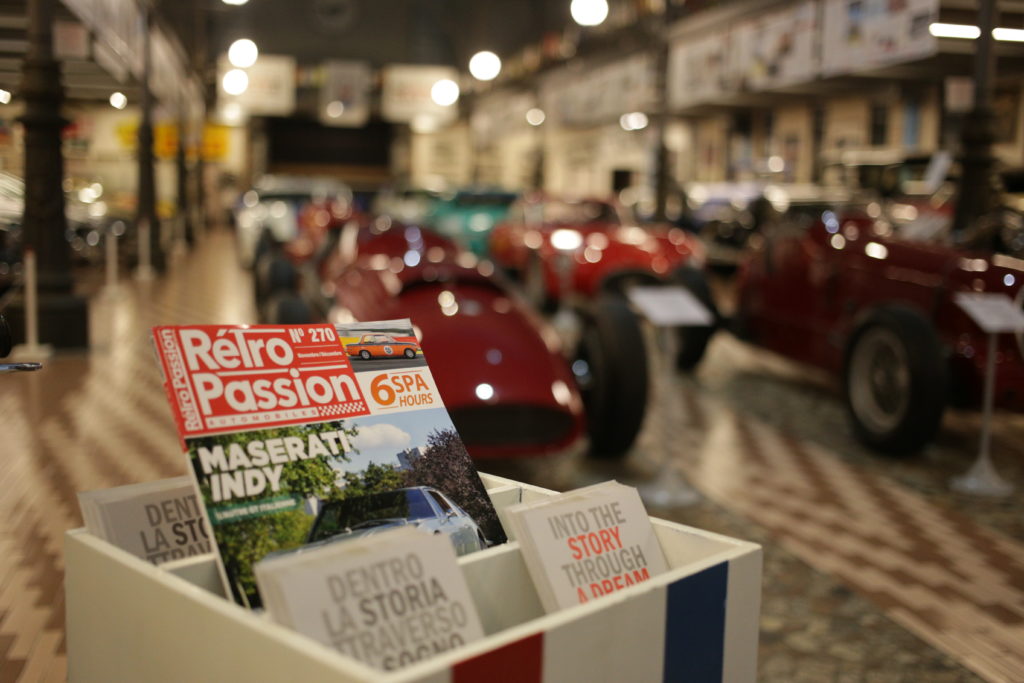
[625,285,713,507]
[950,293,1024,497]
[627,285,715,327]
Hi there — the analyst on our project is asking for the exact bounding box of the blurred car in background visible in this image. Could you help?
[0,174,135,295]
[426,188,517,257]
[489,194,715,371]
[259,208,654,460]
[685,181,856,270]
[0,173,22,295]
[261,216,593,460]
[372,182,444,225]
[734,200,1024,455]
[233,175,352,268]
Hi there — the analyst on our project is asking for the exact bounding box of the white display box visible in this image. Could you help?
[65,473,762,682]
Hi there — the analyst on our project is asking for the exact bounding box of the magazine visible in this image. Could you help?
[151,320,505,608]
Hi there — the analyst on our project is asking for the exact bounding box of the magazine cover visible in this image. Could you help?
[152,320,505,608]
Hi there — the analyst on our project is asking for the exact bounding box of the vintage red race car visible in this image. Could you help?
[735,201,1024,454]
[344,333,421,360]
[262,214,650,460]
[488,195,716,369]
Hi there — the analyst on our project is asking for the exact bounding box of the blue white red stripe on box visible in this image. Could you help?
[448,552,761,683]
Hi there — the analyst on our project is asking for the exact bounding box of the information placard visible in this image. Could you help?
[627,285,714,327]
[954,292,1024,334]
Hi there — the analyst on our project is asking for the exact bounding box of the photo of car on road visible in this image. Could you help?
[345,333,421,360]
[305,486,490,556]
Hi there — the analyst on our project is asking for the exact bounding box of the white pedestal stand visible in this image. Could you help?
[949,292,1024,498]
[102,231,120,297]
[951,332,1014,496]
[10,249,53,362]
[135,219,156,281]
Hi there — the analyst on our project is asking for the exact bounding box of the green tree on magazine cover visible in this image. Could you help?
[333,462,406,501]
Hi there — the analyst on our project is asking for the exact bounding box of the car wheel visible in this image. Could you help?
[263,292,312,325]
[844,306,946,455]
[574,294,648,458]
[671,266,719,372]
[404,348,416,358]
[360,350,371,360]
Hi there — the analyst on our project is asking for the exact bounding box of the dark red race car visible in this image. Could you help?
[735,201,1024,454]
[262,212,648,460]
[488,195,716,370]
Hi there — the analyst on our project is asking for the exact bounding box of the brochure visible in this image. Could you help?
[506,480,668,612]
[255,526,485,671]
[151,320,505,608]
[77,476,211,565]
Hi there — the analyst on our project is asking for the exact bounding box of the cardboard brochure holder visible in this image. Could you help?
[65,474,762,682]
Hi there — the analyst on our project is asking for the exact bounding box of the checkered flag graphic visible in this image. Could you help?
[318,402,366,417]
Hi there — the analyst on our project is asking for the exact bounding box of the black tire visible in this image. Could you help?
[404,348,416,358]
[359,350,371,360]
[672,266,719,371]
[263,293,312,325]
[843,306,947,455]
[574,294,649,458]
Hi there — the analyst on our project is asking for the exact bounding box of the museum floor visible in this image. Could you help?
[1,228,1022,682]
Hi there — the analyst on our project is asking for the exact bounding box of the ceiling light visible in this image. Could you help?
[619,111,648,131]
[326,100,345,118]
[994,27,1024,42]
[221,102,245,125]
[109,91,127,109]
[222,69,249,96]
[430,79,459,107]
[0,90,12,105]
[571,0,608,27]
[222,0,248,5]
[929,23,981,39]
[227,39,258,68]
[526,108,545,126]
[411,114,439,134]
[468,51,501,81]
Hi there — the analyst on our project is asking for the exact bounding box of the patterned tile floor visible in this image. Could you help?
[1,229,1022,681]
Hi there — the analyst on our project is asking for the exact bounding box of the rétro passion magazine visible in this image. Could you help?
[151,320,505,608]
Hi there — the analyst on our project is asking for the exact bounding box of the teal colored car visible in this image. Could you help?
[426,189,517,257]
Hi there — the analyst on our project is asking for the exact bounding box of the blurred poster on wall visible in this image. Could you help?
[667,33,737,109]
[222,55,297,117]
[202,124,231,163]
[732,1,817,92]
[821,0,938,76]
[381,65,459,126]
[244,55,297,116]
[471,90,535,139]
[669,2,818,109]
[319,61,371,128]
[541,55,654,127]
